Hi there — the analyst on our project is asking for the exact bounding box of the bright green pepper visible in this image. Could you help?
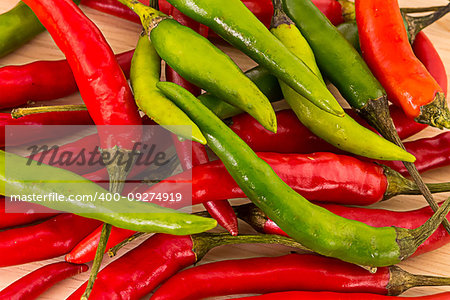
[0,1,80,58]
[131,33,206,144]
[0,150,216,235]
[156,80,450,267]
[270,5,414,162]
[164,0,345,117]
[118,0,277,133]
[198,66,283,120]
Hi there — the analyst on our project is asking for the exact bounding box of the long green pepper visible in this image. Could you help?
[0,0,80,58]
[118,0,277,133]
[156,81,450,267]
[269,3,414,162]
[164,0,345,117]
[131,33,206,144]
[0,150,216,235]
[281,0,450,234]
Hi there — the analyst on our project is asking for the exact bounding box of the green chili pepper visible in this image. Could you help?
[0,150,217,235]
[156,80,450,267]
[0,1,80,58]
[270,5,414,162]
[118,0,277,133]
[131,33,206,144]
[282,0,450,234]
[336,22,360,51]
[163,0,345,117]
[198,66,283,120]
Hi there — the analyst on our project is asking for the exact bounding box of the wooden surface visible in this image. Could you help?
[0,0,449,299]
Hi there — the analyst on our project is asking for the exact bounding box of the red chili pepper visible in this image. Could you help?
[68,232,293,299]
[22,0,142,155]
[0,214,101,267]
[80,0,148,23]
[230,107,426,155]
[0,196,59,229]
[413,32,448,96]
[234,291,450,300]
[236,203,450,257]
[151,253,450,299]
[312,0,344,25]
[379,131,450,176]
[1,110,93,148]
[165,4,238,236]
[0,262,88,299]
[356,0,449,128]
[0,50,134,110]
[149,152,450,206]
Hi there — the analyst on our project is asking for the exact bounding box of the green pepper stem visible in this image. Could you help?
[405,3,450,43]
[116,0,167,34]
[81,223,112,300]
[11,104,87,119]
[108,232,147,257]
[401,5,448,14]
[192,232,311,261]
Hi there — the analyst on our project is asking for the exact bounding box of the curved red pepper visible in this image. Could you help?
[22,0,142,151]
[247,203,450,257]
[67,234,197,299]
[148,152,388,206]
[379,132,450,176]
[0,196,59,229]
[151,254,394,299]
[356,0,445,120]
[0,262,88,299]
[234,291,450,300]
[230,107,426,155]
[0,50,134,109]
[1,110,93,148]
[0,214,101,267]
[413,32,448,96]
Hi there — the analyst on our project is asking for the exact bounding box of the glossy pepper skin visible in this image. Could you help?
[270,9,413,162]
[0,110,93,148]
[0,50,134,109]
[0,262,88,299]
[148,152,450,206]
[0,196,59,229]
[151,253,450,299]
[165,0,345,117]
[356,0,450,128]
[158,81,450,267]
[0,150,217,234]
[234,291,450,300]
[131,34,205,143]
[0,214,100,267]
[380,132,450,176]
[22,0,142,152]
[67,232,304,299]
[229,108,426,155]
[238,203,450,257]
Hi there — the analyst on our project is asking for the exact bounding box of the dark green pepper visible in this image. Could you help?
[156,80,450,267]
[164,0,345,117]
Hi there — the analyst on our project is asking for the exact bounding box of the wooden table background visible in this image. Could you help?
[0,0,449,299]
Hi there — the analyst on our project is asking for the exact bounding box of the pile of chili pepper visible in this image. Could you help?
[0,0,450,299]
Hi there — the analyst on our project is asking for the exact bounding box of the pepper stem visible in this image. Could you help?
[383,165,450,200]
[387,265,450,295]
[402,5,448,14]
[108,232,147,257]
[81,223,112,300]
[116,0,168,34]
[397,196,450,260]
[192,232,311,261]
[404,3,450,43]
[416,92,450,129]
[360,96,450,234]
[11,104,87,119]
